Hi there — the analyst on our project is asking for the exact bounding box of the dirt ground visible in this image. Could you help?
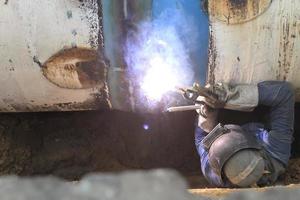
[284,159,300,184]
[0,110,200,178]
[0,104,299,188]
[190,184,300,199]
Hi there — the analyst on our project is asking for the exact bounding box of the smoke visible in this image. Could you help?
[125,9,198,111]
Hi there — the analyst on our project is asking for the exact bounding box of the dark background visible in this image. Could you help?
[0,104,299,186]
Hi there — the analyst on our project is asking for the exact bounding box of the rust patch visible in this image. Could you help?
[78,0,100,49]
[207,24,217,85]
[97,0,104,50]
[208,0,271,24]
[33,56,42,68]
[42,47,107,89]
[1,85,111,112]
[229,0,247,9]
[1,100,109,112]
[277,17,296,81]
[67,10,73,19]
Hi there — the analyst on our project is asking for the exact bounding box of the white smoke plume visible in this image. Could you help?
[125,9,198,111]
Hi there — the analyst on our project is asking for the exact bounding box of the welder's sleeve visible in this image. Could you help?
[223,84,259,112]
[195,126,225,187]
[196,96,219,133]
[257,81,295,166]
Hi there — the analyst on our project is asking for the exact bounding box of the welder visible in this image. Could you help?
[193,81,295,187]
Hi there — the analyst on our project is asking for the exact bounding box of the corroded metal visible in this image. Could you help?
[208,0,272,24]
[208,0,300,101]
[0,0,110,112]
[0,0,155,112]
[42,48,106,89]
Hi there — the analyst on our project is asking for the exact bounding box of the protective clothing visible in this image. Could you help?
[223,84,259,111]
[195,81,294,187]
[196,96,218,133]
[204,83,259,111]
[223,150,265,187]
[203,124,262,178]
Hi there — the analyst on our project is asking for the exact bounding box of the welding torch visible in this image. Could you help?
[167,83,219,112]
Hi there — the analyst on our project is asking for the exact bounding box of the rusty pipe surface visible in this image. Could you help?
[208,0,300,101]
[2,0,300,113]
[0,0,110,112]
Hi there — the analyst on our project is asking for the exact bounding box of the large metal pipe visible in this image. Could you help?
[2,0,299,113]
[208,0,300,101]
[0,0,109,112]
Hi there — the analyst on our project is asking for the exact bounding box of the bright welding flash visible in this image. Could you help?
[141,56,178,101]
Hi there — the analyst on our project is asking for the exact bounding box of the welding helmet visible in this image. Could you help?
[202,124,264,187]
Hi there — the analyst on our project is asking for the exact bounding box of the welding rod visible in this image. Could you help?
[167,105,202,112]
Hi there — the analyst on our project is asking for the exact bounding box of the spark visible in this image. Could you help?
[143,124,150,130]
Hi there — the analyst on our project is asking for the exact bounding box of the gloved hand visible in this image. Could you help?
[201,83,238,109]
[196,96,219,133]
[198,82,259,112]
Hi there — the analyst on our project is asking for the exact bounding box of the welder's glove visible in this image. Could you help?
[196,96,218,133]
[200,83,237,109]
[205,83,259,112]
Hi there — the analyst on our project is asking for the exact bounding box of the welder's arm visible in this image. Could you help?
[195,126,225,187]
[196,96,219,133]
[257,81,295,166]
[195,99,228,187]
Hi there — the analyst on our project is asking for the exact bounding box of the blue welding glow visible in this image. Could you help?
[125,9,196,104]
[143,124,150,131]
[153,0,209,86]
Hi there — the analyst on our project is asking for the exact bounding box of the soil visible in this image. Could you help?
[190,184,300,199]
[0,104,300,189]
[284,159,300,185]
[0,110,200,178]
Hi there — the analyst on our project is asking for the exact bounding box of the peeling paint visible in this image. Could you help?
[209,0,272,24]
[33,56,42,68]
[72,29,77,36]
[0,0,109,112]
[66,10,73,19]
[278,16,297,81]
[208,0,300,101]
[79,0,100,49]
[0,98,110,112]
[97,0,104,50]
[207,25,217,85]
[42,47,106,89]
